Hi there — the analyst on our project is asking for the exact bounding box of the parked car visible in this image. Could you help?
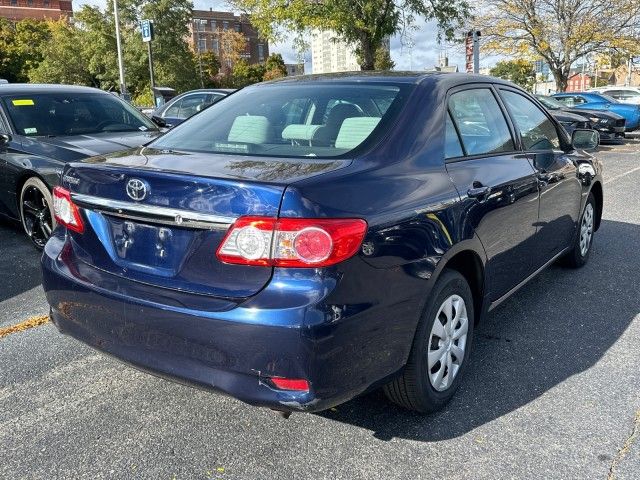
[0,84,160,248]
[536,95,626,143]
[589,86,640,105]
[552,92,640,131]
[150,88,234,128]
[42,73,603,415]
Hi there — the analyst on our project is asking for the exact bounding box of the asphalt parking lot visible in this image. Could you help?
[1,137,640,480]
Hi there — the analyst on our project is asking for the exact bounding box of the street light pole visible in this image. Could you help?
[113,0,127,96]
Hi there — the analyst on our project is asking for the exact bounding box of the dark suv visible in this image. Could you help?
[42,73,603,415]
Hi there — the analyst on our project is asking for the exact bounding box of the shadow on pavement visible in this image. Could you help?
[318,219,639,441]
[0,217,42,302]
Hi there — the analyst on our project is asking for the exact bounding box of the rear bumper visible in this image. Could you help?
[41,233,418,412]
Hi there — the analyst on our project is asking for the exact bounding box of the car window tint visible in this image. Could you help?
[178,94,208,119]
[164,99,182,118]
[152,84,409,158]
[448,89,514,156]
[445,112,463,158]
[554,96,575,107]
[500,90,560,151]
[2,92,156,136]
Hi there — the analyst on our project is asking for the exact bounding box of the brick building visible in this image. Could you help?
[0,0,72,21]
[566,73,593,92]
[188,10,268,66]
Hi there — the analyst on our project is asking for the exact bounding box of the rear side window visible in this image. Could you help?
[445,112,463,158]
[448,89,514,156]
[152,83,411,158]
[500,90,560,151]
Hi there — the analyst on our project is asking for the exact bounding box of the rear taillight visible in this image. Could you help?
[268,377,310,392]
[52,186,84,233]
[216,216,367,267]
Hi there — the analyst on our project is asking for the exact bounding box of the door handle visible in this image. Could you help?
[467,185,491,201]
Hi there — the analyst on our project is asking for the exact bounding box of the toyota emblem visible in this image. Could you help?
[126,178,149,201]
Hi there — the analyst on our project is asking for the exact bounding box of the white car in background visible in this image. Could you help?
[589,86,640,105]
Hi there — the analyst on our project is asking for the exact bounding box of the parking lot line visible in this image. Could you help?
[604,165,640,185]
[0,315,49,339]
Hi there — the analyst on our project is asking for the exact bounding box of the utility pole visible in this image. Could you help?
[113,0,127,97]
[627,57,633,86]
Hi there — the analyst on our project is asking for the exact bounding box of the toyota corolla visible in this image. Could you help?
[41,73,603,415]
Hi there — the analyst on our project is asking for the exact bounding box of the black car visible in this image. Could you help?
[536,95,625,142]
[151,88,234,128]
[42,73,604,414]
[0,84,160,248]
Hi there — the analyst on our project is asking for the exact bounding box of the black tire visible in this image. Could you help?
[19,177,56,250]
[560,192,596,268]
[383,269,475,413]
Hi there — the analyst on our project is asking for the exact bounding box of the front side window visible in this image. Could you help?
[2,92,156,137]
[500,90,560,151]
[448,89,514,156]
[151,83,410,158]
[606,90,640,100]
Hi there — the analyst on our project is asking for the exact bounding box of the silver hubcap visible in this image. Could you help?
[580,203,594,257]
[427,295,469,392]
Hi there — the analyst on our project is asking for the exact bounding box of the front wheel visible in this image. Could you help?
[560,192,596,268]
[19,177,55,250]
[383,269,475,413]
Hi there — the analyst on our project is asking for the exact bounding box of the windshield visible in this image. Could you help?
[2,92,157,137]
[151,83,411,158]
[536,96,564,110]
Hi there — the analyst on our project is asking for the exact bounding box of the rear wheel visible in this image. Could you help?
[560,192,596,268]
[384,270,475,413]
[19,177,55,250]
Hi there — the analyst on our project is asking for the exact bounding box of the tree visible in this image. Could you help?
[263,53,287,80]
[374,47,395,70]
[478,0,640,92]
[0,18,50,82]
[231,0,470,70]
[30,20,95,85]
[490,59,535,91]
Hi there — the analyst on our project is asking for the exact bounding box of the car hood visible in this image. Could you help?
[78,146,352,184]
[20,130,162,162]
[551,110,588,122]
[562,108,624,120]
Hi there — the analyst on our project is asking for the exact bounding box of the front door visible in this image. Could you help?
[445,87,540,300]
[497,88,582,266]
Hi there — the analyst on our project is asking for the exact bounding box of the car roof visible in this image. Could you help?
[0,83,110,96]
[259,71,520,89]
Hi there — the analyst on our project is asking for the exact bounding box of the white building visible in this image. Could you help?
[311,30,361,74]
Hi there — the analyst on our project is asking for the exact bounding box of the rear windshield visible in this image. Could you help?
[151,83,412,158]
[2,92,157,137]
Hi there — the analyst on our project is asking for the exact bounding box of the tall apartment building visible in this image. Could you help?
[0,0,72,21]
[188,10,268,66]
[310,30,361,74]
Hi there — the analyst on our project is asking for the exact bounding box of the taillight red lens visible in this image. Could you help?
[216,217,367,267]
[52,186,84,233]
[269,377,310,392]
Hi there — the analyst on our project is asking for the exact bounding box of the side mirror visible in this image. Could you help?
[0,133,11,147]
[151,115,167,128]
[571,129,599,151]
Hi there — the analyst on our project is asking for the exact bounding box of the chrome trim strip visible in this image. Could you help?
[71,193,236,230]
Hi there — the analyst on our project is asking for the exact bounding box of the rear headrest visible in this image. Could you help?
[228,115,271,144]
[281,124,322,142]
[334,117,381,150]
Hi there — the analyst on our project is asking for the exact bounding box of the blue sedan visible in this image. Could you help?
[552,92,640,131]
[42,73,603,415]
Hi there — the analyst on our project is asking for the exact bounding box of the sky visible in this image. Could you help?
[74,0,483,72]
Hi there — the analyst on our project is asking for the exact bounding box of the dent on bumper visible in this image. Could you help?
[41,234,397,412]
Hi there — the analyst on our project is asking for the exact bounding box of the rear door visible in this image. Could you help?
[498,88,582,265]
[445,86,540,300]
